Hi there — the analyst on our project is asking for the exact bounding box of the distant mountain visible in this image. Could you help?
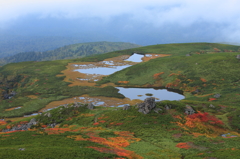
[0,41,141,65]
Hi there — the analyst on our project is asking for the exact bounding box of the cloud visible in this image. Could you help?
[1,0,239,23]
[1,0,240,44]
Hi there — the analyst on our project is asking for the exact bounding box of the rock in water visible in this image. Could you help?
[87,102,95,109]
[137,97,156,114]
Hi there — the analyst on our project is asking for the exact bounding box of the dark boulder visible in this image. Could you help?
[44,112,52,118]
[87,102,95,110]
[123,105,130,110]
[185,105,195,115]
[137,97,156,114]
[154,108,162,113]
[165,105,171,110]
[209,104,215,108]
[3,93,9,99]
[213,94,221,98]
[2,118,38,132]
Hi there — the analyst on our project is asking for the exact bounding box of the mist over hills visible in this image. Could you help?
[0,15,233,58]
[0,41,141,65]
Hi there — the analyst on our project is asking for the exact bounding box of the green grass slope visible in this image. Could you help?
[0,42,240,158]
[1,102,240,159]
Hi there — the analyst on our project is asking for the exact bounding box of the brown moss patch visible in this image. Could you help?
[5,106,22,111]
[142,54,171,62]
[27,95,38,99]
[59,54,171,87]
[39,94,143,112]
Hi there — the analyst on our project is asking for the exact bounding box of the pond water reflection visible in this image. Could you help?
[75,65,131,75]
[124,53,144,62]
[116,87,184,101]
[44,53,184,111]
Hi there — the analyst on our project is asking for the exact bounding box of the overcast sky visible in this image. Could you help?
[1,0,240,45]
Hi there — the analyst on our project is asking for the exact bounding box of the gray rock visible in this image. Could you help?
[87,102,94,110]
[74,102,80,107]
[10,91,17,96]
[165,105,171,110]
[213,94,221,98]
[137,97,156,114]
[154,108,162,113]
[44,112,52,118]
[185,105,195,115]
[48,123,57,128]
[27,118,38,128]
[3,93,9,99]
[186,54,191,56]
[123,105,130,110]
[63,104,69,108]
[209,104,215,108]
[236,54,240,59]
[18,148,25,151]
[194,89,200,93]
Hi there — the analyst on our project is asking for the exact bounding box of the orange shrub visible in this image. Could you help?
[209,98,217,101]
[93,122,99,125]
[153,72,164,79]
[200,78,207,82]
[118,81,129,84]
[176,142,190,149]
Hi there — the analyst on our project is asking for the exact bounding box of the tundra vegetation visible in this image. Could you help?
[0,43,240,158]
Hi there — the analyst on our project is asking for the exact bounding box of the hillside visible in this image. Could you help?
[0,41,141,65]
[0,43,240,158]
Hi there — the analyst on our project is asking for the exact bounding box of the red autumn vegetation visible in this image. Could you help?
[118,81,129,84]
[188,112,223,125]
[44,128,72,134]
[67,130,142,158]
[176,142,190,149]
[4,130,25,134]
[174,111,224,137]
[209,98,217,101]
[153,72,164,79]
[0,120,7,126]
[200,78,207,82]
[214,48,221,52]
[93,122,99,125]
[168,73,180,76]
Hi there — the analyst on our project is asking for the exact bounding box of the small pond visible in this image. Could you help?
[124,53,144,62]
[116,87,184,101]
[75,65,131,75]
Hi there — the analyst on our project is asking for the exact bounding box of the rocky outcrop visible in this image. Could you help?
[3,91,17,99]
[213,94,221,98]
[153,108,162,113]
[123,104,130,110]
[185,105,195,115]
[2,118,38,132]
[137,97,156,114]
[87,102,95,110]
[209,104,215,108]
[44,112,52,118]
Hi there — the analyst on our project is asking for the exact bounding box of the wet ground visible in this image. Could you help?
[39,53,184,112]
